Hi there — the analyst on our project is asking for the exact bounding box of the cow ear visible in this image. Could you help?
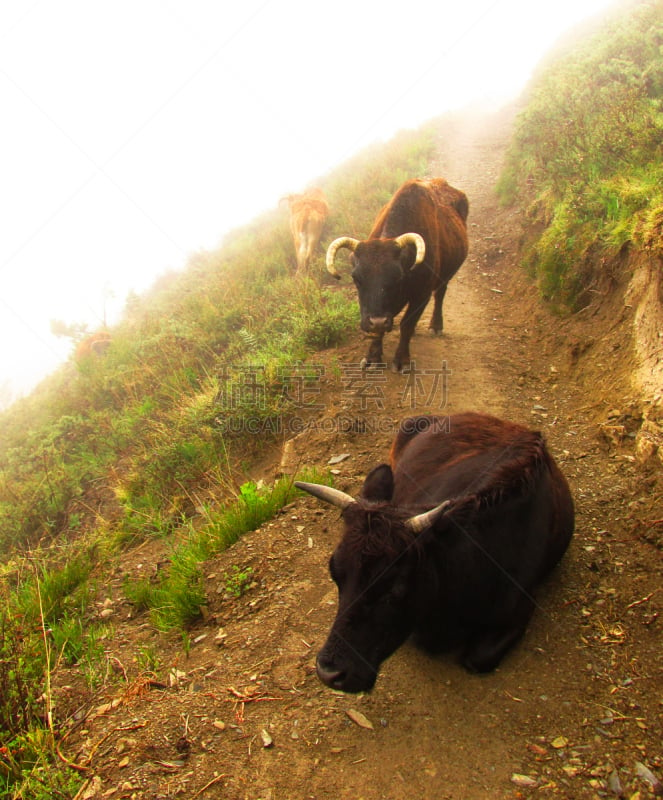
[360,464,394,502]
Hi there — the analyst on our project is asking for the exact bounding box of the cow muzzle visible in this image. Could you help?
[316,655,377,693]
[365,316,392,334]
[315,657,346,690]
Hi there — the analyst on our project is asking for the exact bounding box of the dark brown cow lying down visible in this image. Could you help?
[296,412,575,693]
[326,178,468,372]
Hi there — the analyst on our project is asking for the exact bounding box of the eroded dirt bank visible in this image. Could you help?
[62,106,662,800]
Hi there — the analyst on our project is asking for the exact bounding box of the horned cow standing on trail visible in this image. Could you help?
[296,412,575,694]
[282,188,329,273]
[326,178,469,372]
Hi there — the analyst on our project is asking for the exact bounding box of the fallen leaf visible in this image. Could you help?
[551,735,568,749]
[346,708,374,730]
[511,773,538,787]
[635,762,663,795]
[608,769,624,798]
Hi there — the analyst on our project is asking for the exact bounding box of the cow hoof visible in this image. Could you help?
[428,327,443,337]
[362,358,385,371]
[394,360,413,374]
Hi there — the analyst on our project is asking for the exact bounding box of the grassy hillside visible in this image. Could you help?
[497,0,663,310]
[0,124,437,796]
[2,1,662,787]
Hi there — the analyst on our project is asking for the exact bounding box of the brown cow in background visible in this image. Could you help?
[75,331,112,362]
[326,178,468,372]
[282,188,329,273]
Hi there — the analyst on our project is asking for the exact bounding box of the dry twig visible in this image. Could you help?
[191,773,226,798]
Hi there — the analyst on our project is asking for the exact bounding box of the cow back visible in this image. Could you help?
[370,179,468,284]
[390,413,574,578]
[289,189,329,220]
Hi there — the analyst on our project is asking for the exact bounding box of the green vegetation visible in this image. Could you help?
[0,124,435,795]
[223,564,255,599]
[123,474,328,631]
[1,2,661,785]
[497,0,663,310]
[2,0,661,774]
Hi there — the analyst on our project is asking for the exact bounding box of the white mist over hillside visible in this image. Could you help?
[0,0,617,406]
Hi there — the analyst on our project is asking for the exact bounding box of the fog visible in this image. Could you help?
[0,0,617,407]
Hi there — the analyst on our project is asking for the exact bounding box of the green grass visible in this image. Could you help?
[8,38,662,785]
[123,470,331,631]
[497,1,663,310]
[0,580,87,798]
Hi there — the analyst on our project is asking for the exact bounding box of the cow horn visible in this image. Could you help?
[395,233,426,265]
[295,481,356,509]
[325,237,359,279]
[404,499,451,533]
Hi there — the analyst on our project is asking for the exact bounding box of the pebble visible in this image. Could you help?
[260,729,274,748]
[328,453,351,465]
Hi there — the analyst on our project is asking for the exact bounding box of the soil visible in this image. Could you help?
[60,105,662,800]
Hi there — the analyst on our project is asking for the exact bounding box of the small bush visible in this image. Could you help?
[222,565,254,598]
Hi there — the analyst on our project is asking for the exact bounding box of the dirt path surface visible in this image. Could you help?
[64,107,662,800]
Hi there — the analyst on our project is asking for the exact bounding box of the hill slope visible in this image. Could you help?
[59,106,662,800]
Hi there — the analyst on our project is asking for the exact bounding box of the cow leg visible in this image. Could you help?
[428,282,448,335]
[296,233,309,272]
[393,294,430,372]
[460,596,535,673]
[361,335,385,370]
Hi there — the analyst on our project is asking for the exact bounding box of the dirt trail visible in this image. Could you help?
[64,106,662,800]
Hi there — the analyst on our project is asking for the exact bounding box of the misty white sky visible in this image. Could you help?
[0,0,617,404]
